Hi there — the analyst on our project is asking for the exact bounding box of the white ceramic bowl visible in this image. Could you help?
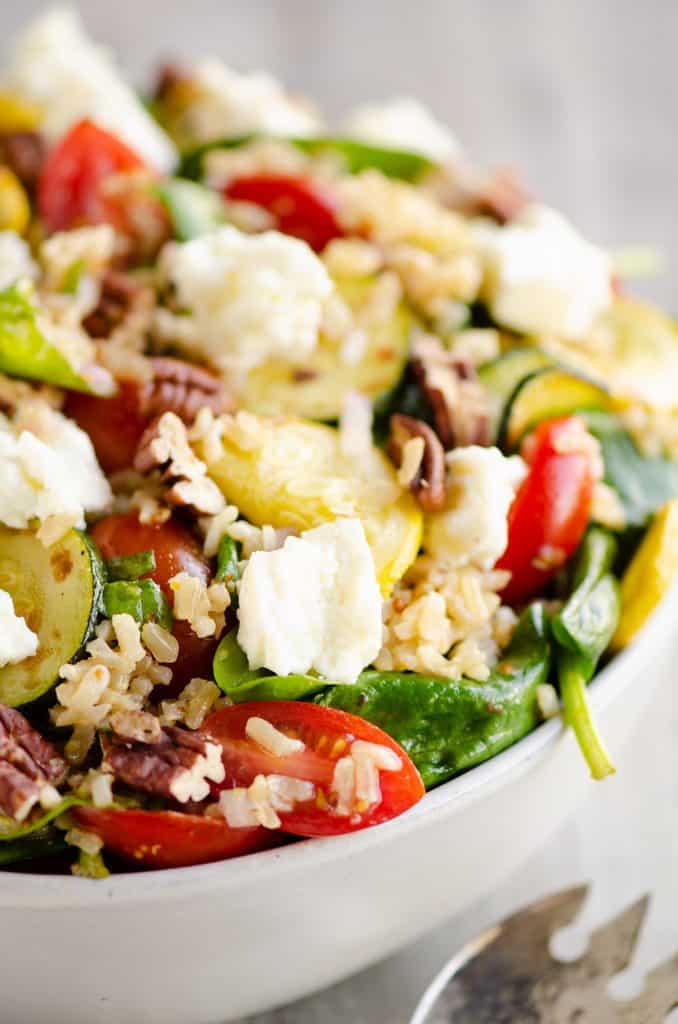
[1,584,676,1024]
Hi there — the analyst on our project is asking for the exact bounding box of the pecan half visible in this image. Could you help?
[411,335,490,450]
[153,62,195,103]
[102,726,224,804]
[388,414,446,513]
[0,705,66,822]
[143,357,234,423]
[0,131,46,193]
[83,269,155,340]
[134,410,225,515]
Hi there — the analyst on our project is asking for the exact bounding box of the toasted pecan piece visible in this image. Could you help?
[0,705,66,822]
[0,131,46,193]
[134,410,225,515]
[144,357,234,424]
[388,414,447,513]
[411,335,490,450]
[102,726,224,804]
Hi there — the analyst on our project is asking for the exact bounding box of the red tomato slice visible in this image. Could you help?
[496,416,599,604]
[224,173,343,252]
[202,701,425,837]
[72,807,272,868]
[38,119,147,232]
[90,514,222,688]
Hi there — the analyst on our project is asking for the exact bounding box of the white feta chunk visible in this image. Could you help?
[160,226,333,375]
[237,518,382,685]
[478,204,612,340]
[185,57,323,142]
[168,740,225,803]
[0,231,38,291]
[0,588,38,668]
[344,97,461,162]
[424,446,526,569]
[0,406,112,534]
[6,7,177,172]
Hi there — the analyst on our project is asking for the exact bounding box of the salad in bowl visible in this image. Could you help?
[0,7,676,879]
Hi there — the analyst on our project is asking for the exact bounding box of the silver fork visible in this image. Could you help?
[411,886,678,1023]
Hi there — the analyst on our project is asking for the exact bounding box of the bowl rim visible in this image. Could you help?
[2,576,675,909]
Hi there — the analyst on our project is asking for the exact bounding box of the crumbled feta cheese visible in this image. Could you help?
[424,446,526,569]
[0,405,112,534]
[478,204,612,340]
[0,231,38,291]
[245,716,305,758]
[185,57,323,143]
[237,518,382,685]
[0,588,38,668]
[6,7,176,171]
[159,226,333,375]
[344,97,461,162]
[339,390,373,459]
[168,740,225,803]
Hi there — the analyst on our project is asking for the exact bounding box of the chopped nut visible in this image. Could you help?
[142,356,234,424]
[83,269,155,340]
[0,705,66,822]
[0,131,46,193]
[102,726,225,804]
[411,334,491,450]
[134,411,225,515]
[388,414,447,513]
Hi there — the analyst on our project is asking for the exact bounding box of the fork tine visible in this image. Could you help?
[619,951,678,1023]
[582,894,650,976]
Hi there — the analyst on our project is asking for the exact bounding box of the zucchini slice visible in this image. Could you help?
[478,347,554,439]
[155,178,226,241]
[0,528,104,707]
[238,277,412,420]
[500,367,611,450]
[180,134,432,183]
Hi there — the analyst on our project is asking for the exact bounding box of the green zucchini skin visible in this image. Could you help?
[180,134,432,183]
[318,605,550,789]
[498,366,610,450]
[0,528,105,707]
[477,347,553,441]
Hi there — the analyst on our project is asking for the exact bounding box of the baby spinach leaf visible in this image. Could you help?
[318,604,550,789]
[584,411,678,528]
[212,629,326,702]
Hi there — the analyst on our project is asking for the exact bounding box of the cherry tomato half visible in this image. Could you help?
[72,807,272,868]
[65,379,149,474]
[224,173,343,252]
[496,416,599,604]
[38,119,147,232]
[202,701,425,837]
[91,514,221,686]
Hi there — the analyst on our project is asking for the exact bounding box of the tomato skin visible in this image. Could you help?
[65,379,148,474]
[72,807,272,868]
[91,514,209,593]
[38,119,147,232]
[496,416,599,605]
[202,701,425,837]
[224,173,343,252]
[90,514,220,688]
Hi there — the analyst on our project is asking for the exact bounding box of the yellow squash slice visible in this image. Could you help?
[611,499,678,650]
[202,415,422,594]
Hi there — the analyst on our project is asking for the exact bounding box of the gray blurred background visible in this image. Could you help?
[3,0,675,306]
